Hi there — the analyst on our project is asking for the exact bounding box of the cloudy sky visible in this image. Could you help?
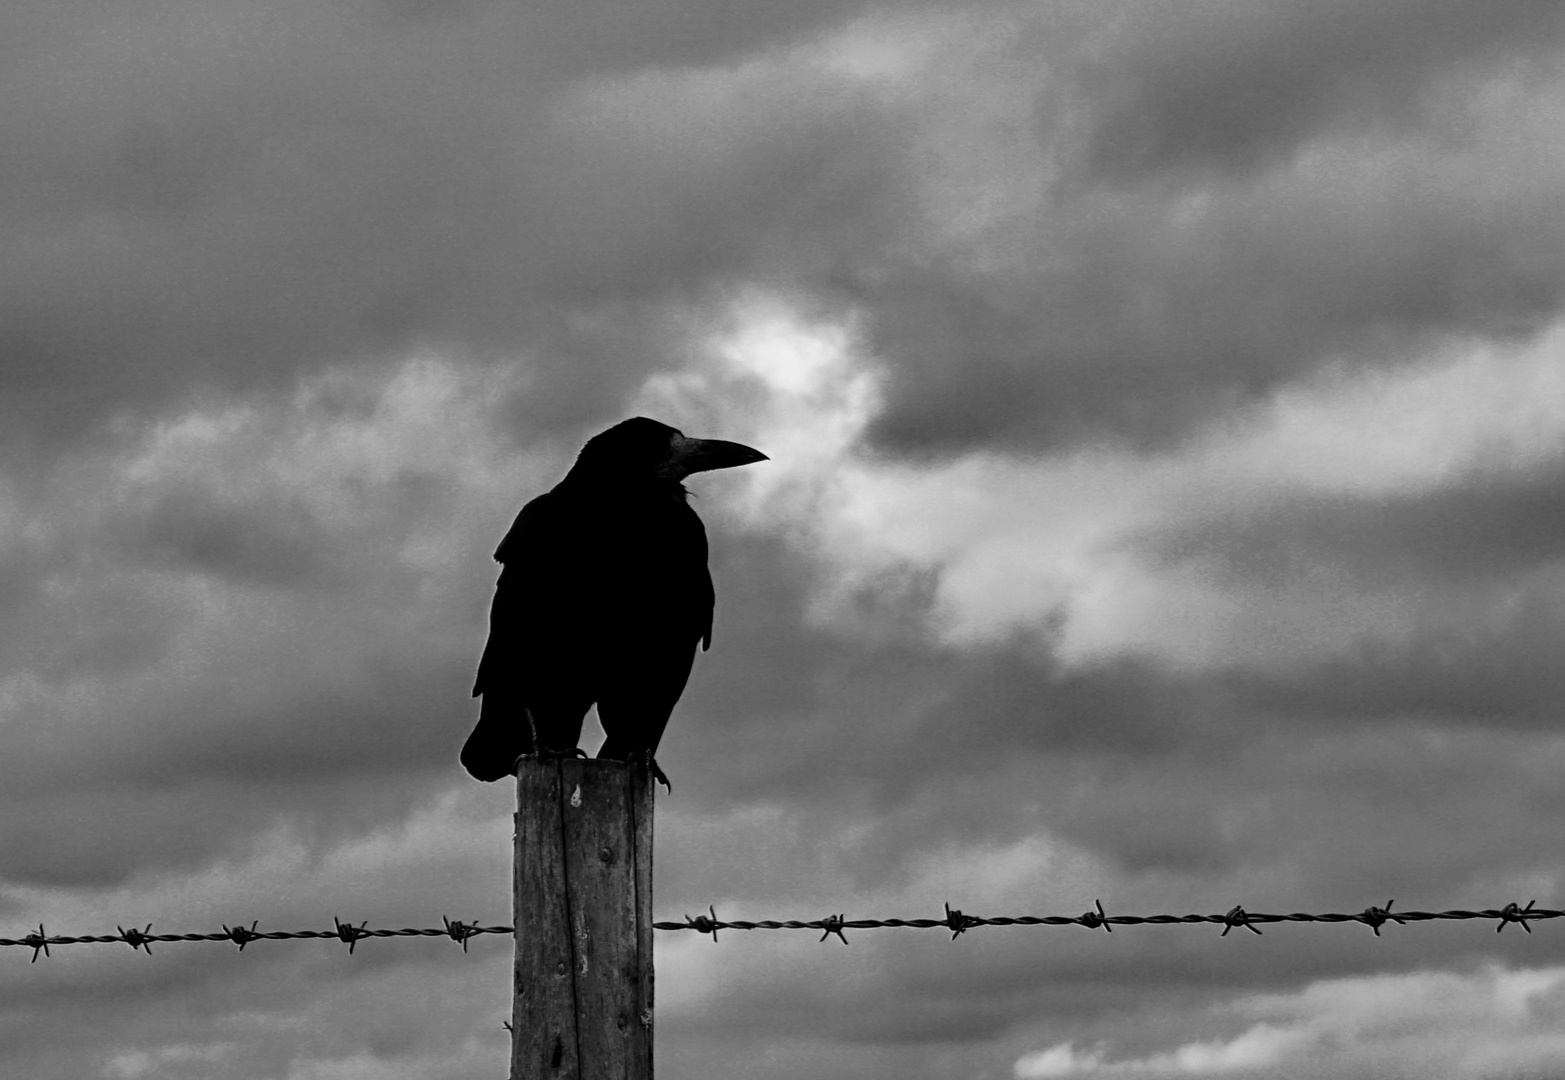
[4,0,1565,1077]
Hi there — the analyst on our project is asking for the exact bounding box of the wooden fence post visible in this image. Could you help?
[512,757,654,1080]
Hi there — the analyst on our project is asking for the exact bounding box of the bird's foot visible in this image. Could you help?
[509,747,590,773]
[646,753,672,794]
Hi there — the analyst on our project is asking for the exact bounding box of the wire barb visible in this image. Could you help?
[332,917,370,954]
[24,924,50,963]
[1220,905,1262,937]
[1497,900,1536,933]
[683,905,721,941]
[443,916,480,953]
[943,902,980,940]
[1078,899,1112,933]
[117,923,154,954]
[1358,900,1402,937]
[818,914,848,945]
[223,921,261,951]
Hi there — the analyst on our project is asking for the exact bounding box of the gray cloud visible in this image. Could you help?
[0,0,919,451]
[129,487,339,587]
[1081,0,1565,177]
[4,0,1563,465]
[863,137,1565,452]
[1148,463,1565,587]
[1133,459,1565,726]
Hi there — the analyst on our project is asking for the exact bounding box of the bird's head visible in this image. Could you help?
[570,417,768,487]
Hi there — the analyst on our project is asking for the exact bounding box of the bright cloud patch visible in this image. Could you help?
[638,296,1565,673]
[1015,966,1565,1079]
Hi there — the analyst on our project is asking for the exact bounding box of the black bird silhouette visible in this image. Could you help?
[461,417,767,784]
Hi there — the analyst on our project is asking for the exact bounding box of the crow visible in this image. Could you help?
[460,417,767,785]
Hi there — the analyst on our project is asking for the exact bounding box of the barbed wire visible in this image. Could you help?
[656,899,1557,942]
[0,917,508,962]
[2,899,1555,960]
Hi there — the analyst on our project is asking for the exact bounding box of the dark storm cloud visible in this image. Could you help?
[130,487,338,587]
[671,537,1225,807]
[0,0,918,447]
[661,506,1565,898]
[662,540,1275,888]
[1134,460,1565,726]
[0,939,512,1078]
[654,718,1565,1062]
[1082,0,1565,177]
[0,642,475,886]
[1229,598,1565,730]
[6,0,1563,465]
[656,510,1565,931]
[862,136,1565,453]
[1148,460,1565,586]
[0,567,485,884]
[844,0,1565,454]
[0,368,510,885]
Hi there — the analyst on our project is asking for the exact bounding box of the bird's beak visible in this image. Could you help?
[661,435,769,479]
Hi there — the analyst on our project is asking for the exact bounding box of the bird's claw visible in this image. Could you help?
[510,747,590,773]
[647,755,672,794]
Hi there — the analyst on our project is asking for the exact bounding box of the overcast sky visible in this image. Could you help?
[4,1,1565,1077]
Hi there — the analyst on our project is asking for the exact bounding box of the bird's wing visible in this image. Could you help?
[667,498,714,651]
[698,563,714,650]
[492,490,551,565]
[474,488,718,697]
[471,567,517,698]
[472,493,561,697]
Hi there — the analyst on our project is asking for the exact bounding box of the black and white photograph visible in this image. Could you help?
[3,1,1565,1077]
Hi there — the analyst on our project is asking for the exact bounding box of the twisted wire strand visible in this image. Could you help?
[0,900,1551,959]
[0,917,508,961]
[653,899,1551,942]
